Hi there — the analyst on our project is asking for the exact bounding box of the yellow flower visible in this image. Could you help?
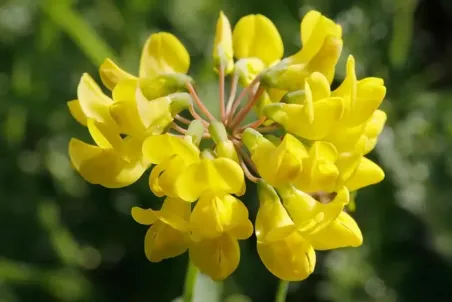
[255,181,361,281]
[68,9,387,284]
[69,73,118,130]
[213,11,234,74]
[323,56,386,152]
[293,141,339,193]
[68,74,189,137]
[264,72,344,140]
[69,119,148,188]
[132,197,190,262]
[189,193,253,280]
[243,129,308,187]
[142,134,245,201]
[99,32,190,90]
[232,14,283,85]
[261,10,342,91]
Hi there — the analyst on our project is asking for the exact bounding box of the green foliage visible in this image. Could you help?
[1,0,452,301]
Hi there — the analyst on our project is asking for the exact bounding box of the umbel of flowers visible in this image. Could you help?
[68,10,386,282]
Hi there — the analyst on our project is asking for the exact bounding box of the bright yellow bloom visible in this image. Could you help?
[232,14,283,85]
[255,181,360,281]
[189,193,253,280]
[293,141,339,193]
[261,10,342,91]
[214,11,234,74]
[99,32,190,90]
[68,9,387,284]
[132,197,190,262]
[142,134,245,201]
[68,119,148,188]
[243,129,308,187]
[264,72,344,140]
[324,56,386,152]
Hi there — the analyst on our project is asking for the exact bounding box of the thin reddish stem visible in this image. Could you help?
[240,160,259,183]
[219,65,226,122]
[234,116,266,134]
[234,142,259,175]
[189,105,209,127]
[225,73,238,119]
[172,123,188,135]
[229,85,264,130]
[175,114,191,125]
[226,77,260,125]
[186,82,216,121]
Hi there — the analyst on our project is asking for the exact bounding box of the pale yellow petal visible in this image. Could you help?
[189,234,240,281]
[214,11,234,74]
[139,32,190,77]
[345,157,385,191]
[232,14,283,66]
[175,158,245,202]
[131,206,158,225]
[158,197,191,232]
[306,211,363,250]
[99,58,136,91]
[67,100,87,126]
[257,231,316,281]
[142,134,199,164]
[77,73,116,127]
[145,221,188,262]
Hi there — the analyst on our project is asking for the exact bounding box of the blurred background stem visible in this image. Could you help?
[183,259,198,302]
[275,280,289,302]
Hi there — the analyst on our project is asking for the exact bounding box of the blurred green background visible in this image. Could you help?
[2,0,452,301]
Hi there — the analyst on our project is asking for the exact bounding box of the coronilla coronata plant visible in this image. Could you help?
[68,9,386,297]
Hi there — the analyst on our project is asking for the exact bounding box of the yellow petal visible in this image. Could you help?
[135,86,173,129]
[139,32,190,78]
[279,186,349,235]
[298,10,342,62]
[99,58,136,91]
[131,206,158,225]
[145,221,188,262]
[234,58,266,86]
[365,109,387,138]
[87,119,124,150]
[189,233,240,281]
[67,100,87,126]
[214,11,234,74]
[158,197,191,232]
[324,122,365,152]
[232,14,283,66]
[306,72,331,101]
[142,134,199,164]
[265,97,344,140]
[293,141,339,193]
[306,211,363,250]
[190,194,252,241]
[77,73,116,127]
[149,156,187,197]
[257,231,316,281]
[68,138,103,171]
[252,134,307,187]
[345,157,385,191]
[69,137,147,188]
[305,35,343,84]
[255,181,296,243]
[175,158,245,202]
[345,78,386,126]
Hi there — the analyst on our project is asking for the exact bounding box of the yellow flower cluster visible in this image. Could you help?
[67,10,386,281]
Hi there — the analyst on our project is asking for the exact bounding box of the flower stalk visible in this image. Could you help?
[183,259,199,302]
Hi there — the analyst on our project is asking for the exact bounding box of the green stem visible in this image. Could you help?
[183,259,198,302]
[275,280,290,302]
